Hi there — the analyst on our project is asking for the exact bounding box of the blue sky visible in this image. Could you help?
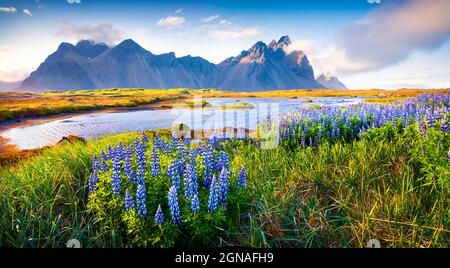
[1,0,450,89]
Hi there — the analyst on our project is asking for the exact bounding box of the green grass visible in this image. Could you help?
[223,102,255,109]
[0,125,448,247]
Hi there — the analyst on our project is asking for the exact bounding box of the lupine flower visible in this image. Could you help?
[168,186,181,225]
[100,151,108,172]
[92,155,100,173]
[217,151,229,172]
[154,204,164,224]
[191,194,200,212]
[448,147,450,161]
[150,146,161,176]
[123,146,135,182]
[88,171,100,193]
[207,174,219,213]
[142,131,149,143]
[124,189,135,211]
[183,153,198,200]
[237,167,247,188]
[136,183,147,217]
[168,160,181,191]
[218,167,229,208]
[135,139,146,170]
[111,155,122,196]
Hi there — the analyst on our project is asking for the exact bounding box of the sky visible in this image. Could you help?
[0,0,450,89]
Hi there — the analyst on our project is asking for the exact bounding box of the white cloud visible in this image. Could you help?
[202,14,219,23]
[210,27,260,39]
[0,7,17,13]
[55,19,125,45]
[174,8,183,14]
[67,0,81,4]
[23,9,33,16]
[0,69,31,82]
[332,0,450,75]
[156,16,187,27]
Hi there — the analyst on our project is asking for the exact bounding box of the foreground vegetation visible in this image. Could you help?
[0,94,449,248]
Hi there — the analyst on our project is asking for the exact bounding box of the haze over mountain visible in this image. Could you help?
[0,80,21,91]
[20,36,346,91]
[316,73,348,90]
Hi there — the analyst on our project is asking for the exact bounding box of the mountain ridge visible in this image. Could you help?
[19,36,347,91]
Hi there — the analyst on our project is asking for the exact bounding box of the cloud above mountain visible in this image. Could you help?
[157,16,187,27]
[55,19,125,45]
[331,0,450,75]
[0,7,17,13]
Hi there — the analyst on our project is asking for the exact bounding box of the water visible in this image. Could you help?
[3,97,368,150]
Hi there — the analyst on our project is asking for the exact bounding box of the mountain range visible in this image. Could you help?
[19,36,348,91]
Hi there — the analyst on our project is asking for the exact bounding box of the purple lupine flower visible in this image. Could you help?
[88,171,100,193]
[123,146,135,182]
[111,155,122,196]
[217,151,229,172]
[150,146,161,176]
[447,147,450,161]
[135,138,146,171]
[142,131,149,143]
[99,151,108,172]
[136,183,147,217]
[92,155,100,173]
[237,167,247,188]
[124,189,135,211]
[154,204,164,224]
[218,167,229,208]
[207,174,219,213]
[191,194,200,212]
[168,186,181,225]
[168,160,181,192]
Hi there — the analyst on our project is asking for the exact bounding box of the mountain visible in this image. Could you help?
[216,35,324,91]
[316,73,348,90]
[19,36,328,91]
[21,39,216,91]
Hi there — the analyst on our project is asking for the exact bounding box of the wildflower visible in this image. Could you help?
[237,167,247,188]
[142,131,149,143]
[111,156,122,196]
[168,186,182,225]
[217,151,229,172]
[88,171,100,193]
[136,183,147,217]
[191,194,200,212]
[124,189,135,211]
[448,147,450,161]
[168,160,181,192]
[218,167,229,207]
[154,204,164,224]
[135,138,146,172]
[207,174,219,212]
[92,155,100,173]
[100,151,108,172]
[150,146,161,176]
[123,146,135,182]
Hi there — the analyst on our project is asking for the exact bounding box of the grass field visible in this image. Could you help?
[0,93,448,248]
[1,88,448,121]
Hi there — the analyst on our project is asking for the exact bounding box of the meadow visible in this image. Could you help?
[1,88,448,121]
[0,92,448,248]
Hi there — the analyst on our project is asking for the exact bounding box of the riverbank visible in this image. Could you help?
[2,88,449,122]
